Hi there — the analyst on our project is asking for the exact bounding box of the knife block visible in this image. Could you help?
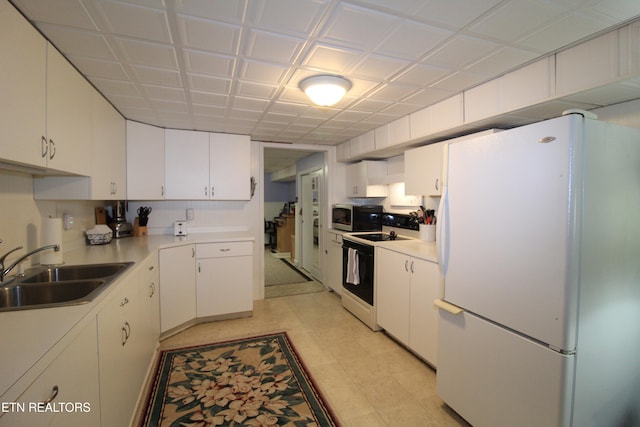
[133,217,148,237]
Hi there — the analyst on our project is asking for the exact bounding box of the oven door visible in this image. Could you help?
[342,239,374,305]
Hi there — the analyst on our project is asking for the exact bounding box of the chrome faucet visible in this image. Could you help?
[0,243,61,283]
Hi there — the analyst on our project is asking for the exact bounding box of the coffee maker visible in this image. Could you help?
[108,200,133,238]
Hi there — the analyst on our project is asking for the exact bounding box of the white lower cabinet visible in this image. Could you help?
[97,265,158,427]
[0,320,101,427]
[159,244,196,333]
[324,231,343,294]
[376,247,440,366]
[196,241,253,317]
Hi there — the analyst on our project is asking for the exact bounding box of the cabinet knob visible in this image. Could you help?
[120,297,129,307]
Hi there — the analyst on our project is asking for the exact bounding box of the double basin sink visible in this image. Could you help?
[0,262,133,312]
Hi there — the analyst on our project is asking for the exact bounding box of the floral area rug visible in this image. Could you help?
[140,332,340,426]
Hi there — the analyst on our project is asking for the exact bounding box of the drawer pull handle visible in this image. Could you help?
[122,322,131,346]
[220,248,231,252]
[44,385,59,404]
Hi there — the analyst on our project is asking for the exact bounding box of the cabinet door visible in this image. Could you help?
[165,129,209,199]
[376,248,410,344]
[127,121,165,199]
[97,278,144,427]
[46,45,92,175]
[91,93,126,199]
[138,253,160,366]
[409,258,440,366]
[210,133,251,200]
[404,142,443,196]
[325,233,343,294]
[0,1,47,168]
[159,244,196,332]
[197,255,253,317]
[0,321,101,427]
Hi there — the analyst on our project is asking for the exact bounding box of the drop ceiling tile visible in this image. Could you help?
[95,0,171,43]
[464,46,539,76]
[262,112,298,124]
[37,25,116,60]
[517,12,609,52]
[269,101,311,115]
[301,43,364,74]
[319,2,401,50]
[393,63,452,86]
[403,87,456,106]
[115,37,177,69]
[429,70,487,92]
[12,0,97,29]
[192,104,227,117]
[333,109,372,122]
[228,108,264,121]
[591,0,640,22]
[425,35,500,69]
[67,56,130,80]
[353,0,425,16]
[469,0,566,44]
[235,81,278,99]
[248,0,330,37]
[142,85,186,102]
[152,99,189,113]
[231,97,271,112]
[174,0,245,23]
[368,83,421,102]
[244,29,306,65]
[376,19,452,60]
[132,66,182,87]
[183,49,235,77]
[191,91,228,106]
[239,59,289,84]
[379,102,422,116]
[177,14,241,54]
[350,98,394,112]
[413,0,502,29]
[349,54,411,81]
[188,74,231,93]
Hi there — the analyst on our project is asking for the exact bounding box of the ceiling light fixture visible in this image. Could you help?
[299,75,352,107]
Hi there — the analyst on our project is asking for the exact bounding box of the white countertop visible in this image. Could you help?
[0,231,254,400]
[340,230,439,263]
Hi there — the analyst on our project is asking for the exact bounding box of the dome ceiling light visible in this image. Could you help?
[299,75,352,107]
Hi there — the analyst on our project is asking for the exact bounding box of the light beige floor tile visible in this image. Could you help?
[152,290,469,427]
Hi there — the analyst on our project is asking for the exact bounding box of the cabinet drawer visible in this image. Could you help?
[196,241,252,258]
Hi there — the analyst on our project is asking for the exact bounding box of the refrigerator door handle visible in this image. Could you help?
[434,298,463,315]
[436,186,449,275]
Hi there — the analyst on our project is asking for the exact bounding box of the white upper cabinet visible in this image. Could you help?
[209,133,251,200]
[345,160,387,198]
[404,142,444,196]
[90,93,126,199]
[0,0,47,168]
[127,121,165,200]
[165,129,251,200]
[164,129,210,199]
[45,45,92,176]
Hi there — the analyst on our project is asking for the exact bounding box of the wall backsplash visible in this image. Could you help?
[0,170,102,265]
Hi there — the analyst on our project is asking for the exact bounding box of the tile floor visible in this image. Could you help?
[160,290,471,427]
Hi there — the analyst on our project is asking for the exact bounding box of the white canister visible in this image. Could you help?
[420,224,436,242]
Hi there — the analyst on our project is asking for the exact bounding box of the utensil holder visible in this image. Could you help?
[420,224,436,242]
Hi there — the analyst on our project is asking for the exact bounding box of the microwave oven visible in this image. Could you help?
[332,204,383,232]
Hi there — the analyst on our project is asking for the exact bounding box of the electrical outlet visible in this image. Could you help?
[186,208,194,221]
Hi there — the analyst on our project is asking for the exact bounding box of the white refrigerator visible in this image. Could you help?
[435,114,640,427]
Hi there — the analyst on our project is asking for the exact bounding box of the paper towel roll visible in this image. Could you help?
[41,217,63,265]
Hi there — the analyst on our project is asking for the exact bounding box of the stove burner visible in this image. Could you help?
[351,233,410,242]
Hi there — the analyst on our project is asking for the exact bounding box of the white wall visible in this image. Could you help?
[0,170,101,265]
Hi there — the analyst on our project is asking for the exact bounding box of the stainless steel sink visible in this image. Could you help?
[0,262,133,312]
[20,262,131,283]
[0,280,105,310]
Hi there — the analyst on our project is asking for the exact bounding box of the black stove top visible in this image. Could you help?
[350,233,410,242]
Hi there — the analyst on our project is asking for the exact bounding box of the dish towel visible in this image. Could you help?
[346,248,360,285]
